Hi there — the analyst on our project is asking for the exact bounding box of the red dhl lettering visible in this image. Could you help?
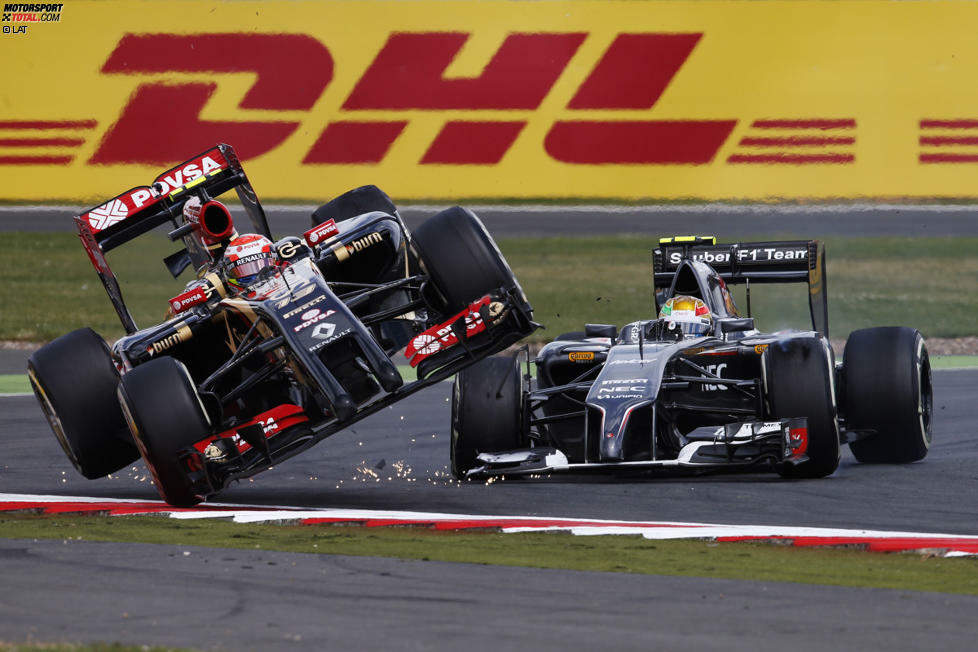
[42,31,855,169]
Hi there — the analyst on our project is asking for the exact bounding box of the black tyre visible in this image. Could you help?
[117,357,212,506]
[843,327,932,463]
[312,185,397,226]
[27,328,139,479]
[765,337,840,478]
[555,331,587,341]
[451,356,523,479]
[411,206,524,314]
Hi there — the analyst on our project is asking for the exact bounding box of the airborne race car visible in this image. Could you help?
[452,236,932,480]
[29,144,536,506]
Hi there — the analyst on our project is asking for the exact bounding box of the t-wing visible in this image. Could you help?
[73,144,272,334]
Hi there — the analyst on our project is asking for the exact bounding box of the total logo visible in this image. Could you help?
[292,308,336,333]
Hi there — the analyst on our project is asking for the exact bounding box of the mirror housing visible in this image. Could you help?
[585,323,618,340]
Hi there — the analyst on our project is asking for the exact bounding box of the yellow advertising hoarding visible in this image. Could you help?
[3,0,978,201]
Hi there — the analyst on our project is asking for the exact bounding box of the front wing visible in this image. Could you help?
[467,418,809,478]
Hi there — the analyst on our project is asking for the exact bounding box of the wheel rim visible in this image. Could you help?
[917,339,933,448]
[28,368,82,470]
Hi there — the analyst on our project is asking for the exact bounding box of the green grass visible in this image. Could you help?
[0,375,30,393]
[1,232,976,343]
[3,513,978,594]
[500,235,978,342]
[932,356,978,370]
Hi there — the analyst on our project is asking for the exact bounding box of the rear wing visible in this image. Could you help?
[74,144,272,333]
[653,236,828,337]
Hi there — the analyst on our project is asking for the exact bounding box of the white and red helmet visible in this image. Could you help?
[222,234,275,285]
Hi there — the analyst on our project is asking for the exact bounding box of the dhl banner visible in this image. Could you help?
[4,1,978,201]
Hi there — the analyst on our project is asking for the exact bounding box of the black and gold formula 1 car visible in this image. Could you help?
[28,143,537,505]
[451,236,932,480]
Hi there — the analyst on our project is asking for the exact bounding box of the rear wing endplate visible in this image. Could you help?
[653,238,828,337]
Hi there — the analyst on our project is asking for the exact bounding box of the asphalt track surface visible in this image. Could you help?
[6,203,978,238]
[1,357,977,650]
[3,206,978,649]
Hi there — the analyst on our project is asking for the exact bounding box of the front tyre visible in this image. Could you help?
[843,327,932,463]
[28,328,139,479]
[117,357,212,506]
[411,206,525,315]
[765,337,841,479]
[451,356,523,479]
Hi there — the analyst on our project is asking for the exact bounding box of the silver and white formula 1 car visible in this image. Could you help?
[451,236,932,480]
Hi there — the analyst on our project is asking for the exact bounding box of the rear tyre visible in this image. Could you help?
[312,185,397,226]
[451,356,523,479]
[27,328,139,479]
[555,331,587,341]
[843,327,932,463]
[411,206,524,315]
[765,337,840,479]
[117,357,212,506]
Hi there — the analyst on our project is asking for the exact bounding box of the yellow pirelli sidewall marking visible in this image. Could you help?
[5,1,978,200]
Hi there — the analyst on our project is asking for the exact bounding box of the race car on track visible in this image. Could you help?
[28,143,536,505]
[451,236,932,480]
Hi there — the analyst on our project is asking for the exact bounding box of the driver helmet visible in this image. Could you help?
[222,234,276,287]
[658,295,713,337]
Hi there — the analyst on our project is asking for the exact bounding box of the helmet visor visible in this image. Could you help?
[229,253,273,283]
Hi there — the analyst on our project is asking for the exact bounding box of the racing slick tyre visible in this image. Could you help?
[27,328,140,479]
[117,357,212,507]
[312,185,397,226]
[555,331,588,341]
[410,206,524,315]
[451,355,523,479]
[843,327,932,464]
[765,337,841,479]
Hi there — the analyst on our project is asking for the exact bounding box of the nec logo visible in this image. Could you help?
[87,32,741,167]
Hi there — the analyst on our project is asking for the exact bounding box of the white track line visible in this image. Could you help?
[2,493,976,556]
